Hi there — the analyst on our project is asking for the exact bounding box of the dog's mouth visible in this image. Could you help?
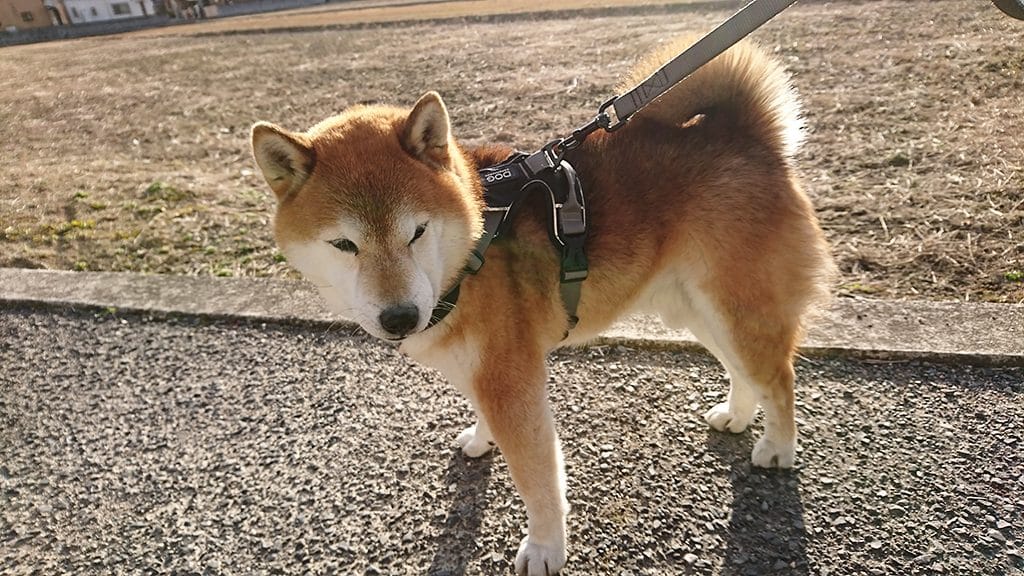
[380,326,427,343]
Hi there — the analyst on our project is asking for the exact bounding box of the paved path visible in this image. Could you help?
[2,306,1021,575]
[3,269,1022,366]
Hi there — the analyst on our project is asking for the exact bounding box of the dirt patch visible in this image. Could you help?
[0,0,1021,302]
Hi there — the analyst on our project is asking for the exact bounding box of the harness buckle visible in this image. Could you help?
[553,160,586,236]
[557,200,586,237]
[559,234,588,283]
[524,146,557,175]
[552,161,588,284]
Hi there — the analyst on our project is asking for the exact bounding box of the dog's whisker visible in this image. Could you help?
[320,320,342,336]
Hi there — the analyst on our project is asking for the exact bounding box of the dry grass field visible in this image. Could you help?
[0,0,1022,303]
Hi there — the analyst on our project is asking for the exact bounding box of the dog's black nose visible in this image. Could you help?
[379,304,420,337]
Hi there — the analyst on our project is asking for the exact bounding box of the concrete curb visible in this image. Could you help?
[1,268,1021,366]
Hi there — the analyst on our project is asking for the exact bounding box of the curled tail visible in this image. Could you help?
[618,36,803,157]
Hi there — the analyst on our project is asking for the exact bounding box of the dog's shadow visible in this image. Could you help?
[421,432,808,575]
[427,449,494,576]
[706,431,810,575]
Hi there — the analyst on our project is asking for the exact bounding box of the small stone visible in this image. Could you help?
[683,553,699,565]
[914,553,936,564]
[987,528,1006,543]
[868,540,883,550]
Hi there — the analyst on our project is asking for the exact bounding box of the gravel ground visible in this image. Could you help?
[1,306,1022,575]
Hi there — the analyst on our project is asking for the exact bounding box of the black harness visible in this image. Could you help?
[425,148,589,334]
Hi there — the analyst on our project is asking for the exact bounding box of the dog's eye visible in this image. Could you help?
[328,238,359,255]
[409,223,427,246]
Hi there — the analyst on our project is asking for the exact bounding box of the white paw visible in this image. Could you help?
[456,424,495,458]
[703,401,753,433]
[515,536,567,575]
[751,435,795,468]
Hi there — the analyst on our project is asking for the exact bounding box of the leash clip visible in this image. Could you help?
[598,96,627,132]
[541,105,618,165]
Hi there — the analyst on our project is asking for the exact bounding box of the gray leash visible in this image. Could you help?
[607,0,799,127]
[550,0,1022,154]
[536,0,799,165]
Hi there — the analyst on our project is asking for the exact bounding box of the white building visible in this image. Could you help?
[62,0,155,23]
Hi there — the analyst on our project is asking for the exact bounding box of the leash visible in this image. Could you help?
[605,0,799,131]
[426,0,798,334]
[540,0,799,162]
[992,0,1024,19]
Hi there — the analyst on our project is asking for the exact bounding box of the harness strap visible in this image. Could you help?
[426,208,505,329]
[550,160,587,331]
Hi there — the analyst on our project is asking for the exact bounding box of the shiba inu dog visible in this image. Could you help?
[251,38,833,575]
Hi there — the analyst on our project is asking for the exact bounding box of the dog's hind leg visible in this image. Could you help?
[699,288,799,468]
[655,288,760,434]
[665,285,800,468]
[456,401,496,458]
[443,365,498,458]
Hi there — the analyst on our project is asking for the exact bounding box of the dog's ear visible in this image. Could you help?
[401,91,452,169]
[251,122,316,201]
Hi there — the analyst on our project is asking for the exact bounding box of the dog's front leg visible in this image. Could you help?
[475,354,568,575]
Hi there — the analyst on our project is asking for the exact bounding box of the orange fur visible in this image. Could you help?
[252,39,835,575]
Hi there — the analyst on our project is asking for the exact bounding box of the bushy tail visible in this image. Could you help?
[618,36,803,157]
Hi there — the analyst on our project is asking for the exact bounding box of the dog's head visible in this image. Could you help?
[251,92,483,341]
